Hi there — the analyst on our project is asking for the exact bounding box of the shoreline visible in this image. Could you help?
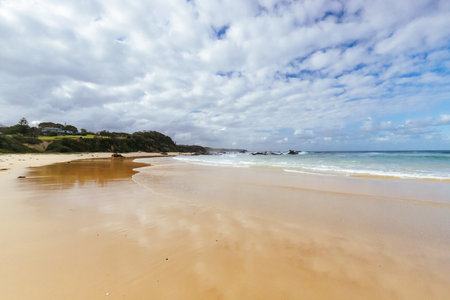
[169,157,450,205]
[173,151,450,181]
[136,157,450,239]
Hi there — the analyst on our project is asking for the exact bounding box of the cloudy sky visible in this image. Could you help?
[0,0,449,150]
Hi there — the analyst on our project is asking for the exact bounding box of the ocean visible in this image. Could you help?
[174,151,450,180]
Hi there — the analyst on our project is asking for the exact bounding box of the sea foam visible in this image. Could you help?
[175,151,450,180]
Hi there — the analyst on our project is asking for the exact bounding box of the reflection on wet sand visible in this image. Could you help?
[0,158,449,299]
[22,158,149,189]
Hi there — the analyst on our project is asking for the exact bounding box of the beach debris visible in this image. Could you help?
[17,175,26,178]
[0,168,8,171]
[105,292,110,296]
[112,153,124,158]
[165,258,169,261]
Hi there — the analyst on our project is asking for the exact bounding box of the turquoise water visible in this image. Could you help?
[174,151,450,180]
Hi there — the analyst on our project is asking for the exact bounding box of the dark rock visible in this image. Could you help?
[17,175,26,178]
[112,153,124,158]
[288,150,299,155]
[252,152,267,155]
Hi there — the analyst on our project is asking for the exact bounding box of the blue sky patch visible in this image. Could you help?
[214,25,229,40]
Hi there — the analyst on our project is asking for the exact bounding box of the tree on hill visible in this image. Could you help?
[17,117,32,135]
[19,118,28,126]
[63,124,78,134]
[5,117,31,135]
[38,122,64,129]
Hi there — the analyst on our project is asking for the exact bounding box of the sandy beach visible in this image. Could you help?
[0,154,449,299]
[0,152,181,176]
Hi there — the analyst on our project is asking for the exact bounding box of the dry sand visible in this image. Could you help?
[0,154,449,299]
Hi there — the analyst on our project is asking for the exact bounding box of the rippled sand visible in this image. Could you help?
[0,157,449,299]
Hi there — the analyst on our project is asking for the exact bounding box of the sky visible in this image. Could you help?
[0,0,449,151]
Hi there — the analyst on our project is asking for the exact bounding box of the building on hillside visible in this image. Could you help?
[41,127,67,135]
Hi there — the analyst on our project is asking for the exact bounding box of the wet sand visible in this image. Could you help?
[0,156,449,299]
[0,152,180,175]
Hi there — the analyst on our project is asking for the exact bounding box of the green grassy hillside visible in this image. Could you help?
[0,119,207,154]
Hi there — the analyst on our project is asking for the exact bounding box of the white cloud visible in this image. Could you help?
[0,0,449,150]
[380,121,392,129]
[376,136,390,142]
[361,117,374,131]
[440,114,450,123]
